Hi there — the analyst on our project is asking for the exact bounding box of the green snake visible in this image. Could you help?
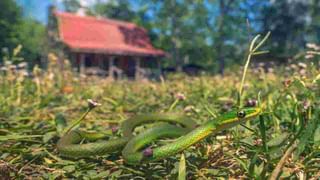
[57,108,261,164]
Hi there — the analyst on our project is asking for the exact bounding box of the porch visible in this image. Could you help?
[72,53,161,80]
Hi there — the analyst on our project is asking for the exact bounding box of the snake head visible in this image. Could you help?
[238,108,261,119]
[235,107,261,120]
[236,110,246,118]
[217,107,262,128]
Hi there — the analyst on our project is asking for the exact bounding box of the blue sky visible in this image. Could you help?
[16,0,64,23]
[15,0,139,24]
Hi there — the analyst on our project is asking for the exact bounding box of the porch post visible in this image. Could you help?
[135,57,141,80]
[157,58,162,77]
[71,53,77,69]
[79,53,85,75]
[108,56,115,79]
[98,54,103,69]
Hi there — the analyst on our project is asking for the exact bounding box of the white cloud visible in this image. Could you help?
[79,0,109,7]
[77,7,86,16]
[54,0,109,7]
[75,0,109,15]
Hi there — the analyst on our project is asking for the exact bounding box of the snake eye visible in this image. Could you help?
[237,110,246,118]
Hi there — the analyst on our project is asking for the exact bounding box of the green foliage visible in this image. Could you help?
[0,0,46,65]
[63,0,81,13]
[0,0,22,60]
[1,51,320,178]
[9,0,319,72]
[2,0,320,72]
[59,0,267,72]
[2,2,320,177]
[90,0,137,22]
[17,19,46,63]
[178,154,186,180]
[261,0,320,56]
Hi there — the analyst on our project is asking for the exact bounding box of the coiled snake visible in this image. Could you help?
[57,108,261,164]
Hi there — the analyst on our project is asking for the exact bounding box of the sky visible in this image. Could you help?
[16,0,64,23]
[15,0,110,23]
[15,0,135,24]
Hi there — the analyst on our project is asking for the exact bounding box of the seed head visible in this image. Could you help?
[184,105,194,112]
[298,62,307,69]
[17,62,27,69]
[305,54,314,59]
[87,99,101,109]
[303,100,310,110]
[143,147,153,157]
[246,99,257,107]
[253,139,262,146]
[306,43,320,51]
[283,79,292,88]
[0,66,7,72]
[111,126,118,134]
[175,92,186,101]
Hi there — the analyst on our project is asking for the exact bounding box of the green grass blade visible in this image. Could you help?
[178,153,186,180]
[0,134,42,141]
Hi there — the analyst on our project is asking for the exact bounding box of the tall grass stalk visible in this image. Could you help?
[238,32,270,108]
[235,32,271,177]
[62,108,91,135]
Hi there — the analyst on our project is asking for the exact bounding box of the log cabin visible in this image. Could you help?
[47,6,166,80]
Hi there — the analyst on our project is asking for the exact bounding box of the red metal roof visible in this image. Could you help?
[54,12,165,57]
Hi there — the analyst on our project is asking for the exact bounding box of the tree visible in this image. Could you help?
[60,0,319,73]
[0,0,46,65]
[90,0,200,71]
[17,19,46,63]
[261,0,311,56]
[204,0,266,74]
[307,0,320,43]
[144,0,266,74]
[139,0,205,71]
[262,0,320,57]
[212,0,236,74]
[63,0,81,13]
[90,0,137,21]
[0,0,22,61]
[158,0,186,72]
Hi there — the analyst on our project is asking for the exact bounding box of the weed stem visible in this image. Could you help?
[269,141,298,180]
[63,108,91,135]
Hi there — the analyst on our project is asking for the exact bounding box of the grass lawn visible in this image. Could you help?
[1,53,320,179]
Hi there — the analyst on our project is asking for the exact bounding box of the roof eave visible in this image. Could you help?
[68,47,166,58]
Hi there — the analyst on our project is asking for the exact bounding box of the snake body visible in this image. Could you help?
[57,108,261,164]
[57,114,197,158]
